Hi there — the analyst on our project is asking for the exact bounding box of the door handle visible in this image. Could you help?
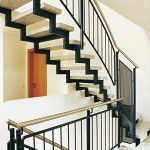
[33,83,36,88]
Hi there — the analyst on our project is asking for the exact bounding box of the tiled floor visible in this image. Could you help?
[118,136,150,150]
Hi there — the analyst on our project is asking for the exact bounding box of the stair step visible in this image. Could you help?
[0,0,31,10]
[61,66,102,70]
[136,121,150,142]
[56,23,74,32]
[12,3,62,25]
[51,54,95,61]
[70,76,107,80]
[40,40,81,50]
[27,23,74,38]
[89,91,114,99]
[136,113,142,122]
[80,83,110,90]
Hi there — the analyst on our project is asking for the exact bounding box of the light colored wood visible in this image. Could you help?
[27,26,51,38]
[56,23,74,32]
[89,91,104,100]
[70,75,107,80]
[8,98,123,128]
[39,39,81,50]
[12,3,61,25]
[90,91,114,99]
[27,23,74,38]
[7,120,68,150]
[92,0,138,68]
[80,83,110,89]
[0,0,31,10]
[61,66,102,70]
[41,3,62,15]
[51,54,95,61]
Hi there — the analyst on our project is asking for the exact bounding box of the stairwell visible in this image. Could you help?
[0,0,146,150]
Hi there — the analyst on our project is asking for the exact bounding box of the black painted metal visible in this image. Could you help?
[87,110,91,150]
[9,128,15,150]
[8,105,122,150]
[119,61,136,144]
[60,0,116,85]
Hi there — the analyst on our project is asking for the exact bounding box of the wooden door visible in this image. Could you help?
[28,49,47,97]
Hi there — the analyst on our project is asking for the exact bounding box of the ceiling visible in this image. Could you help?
[99,0,150,30]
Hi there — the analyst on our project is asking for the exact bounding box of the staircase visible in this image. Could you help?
[0,0,140,149]
[0,0,115,102]
[136,113,150,146]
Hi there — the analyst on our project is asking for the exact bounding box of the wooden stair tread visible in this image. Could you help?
[70,76,107,80]
[12,3,62,25]
[0,0,31,10]
[90,91,114,99]
[136,121,150,141]
[40,40,81,50]
[56,23,74,32]
[80,83,110,89]
[61,66,102,70]
[27,23,74,38]
[51,54,95,61]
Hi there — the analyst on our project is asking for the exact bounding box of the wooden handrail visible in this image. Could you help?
[92,0,139,68]
[7,120,68,150]
[8,98,123,128]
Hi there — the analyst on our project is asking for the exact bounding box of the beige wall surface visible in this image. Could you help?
[3,28,27,101]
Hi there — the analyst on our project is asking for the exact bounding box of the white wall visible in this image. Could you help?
[99,3,150,122]
[0,91,95,150]
[3,28,27,101]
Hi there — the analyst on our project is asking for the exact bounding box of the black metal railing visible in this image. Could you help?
[117,60,136,143]
[7,103,123,150]
[59,0,137,143]
[60,0,116,84]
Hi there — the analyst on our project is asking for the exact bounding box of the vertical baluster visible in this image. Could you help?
[112,112,114,147]
[109,111,110,150]
[66,0,68,7]
[97,17,99,53]
[88,1,90,39]
[9,128,15,150]
[105,32,107,64]
[115,117,117,145]
[101,25,103,59]
[68,125,70,149]
[92,116,93,150]
[83,0,85,32]
[80,0,84,49]
[111,45,113,78]
[52,130,54,150]
[74,123,77,150]
[87,110,91,150]
[60,127,62,150]
[101,114,102,150]
[93,8,94,45]
[33,136,35,149]
[43,133,45,150]
[96,115,98,150]
[105,112,106,150]
[16,129,22,150]
[108,41,110,72]
[81,120,83,150]
[78,0,80,23]
[72,0,74,16]
[133,68,137,142]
